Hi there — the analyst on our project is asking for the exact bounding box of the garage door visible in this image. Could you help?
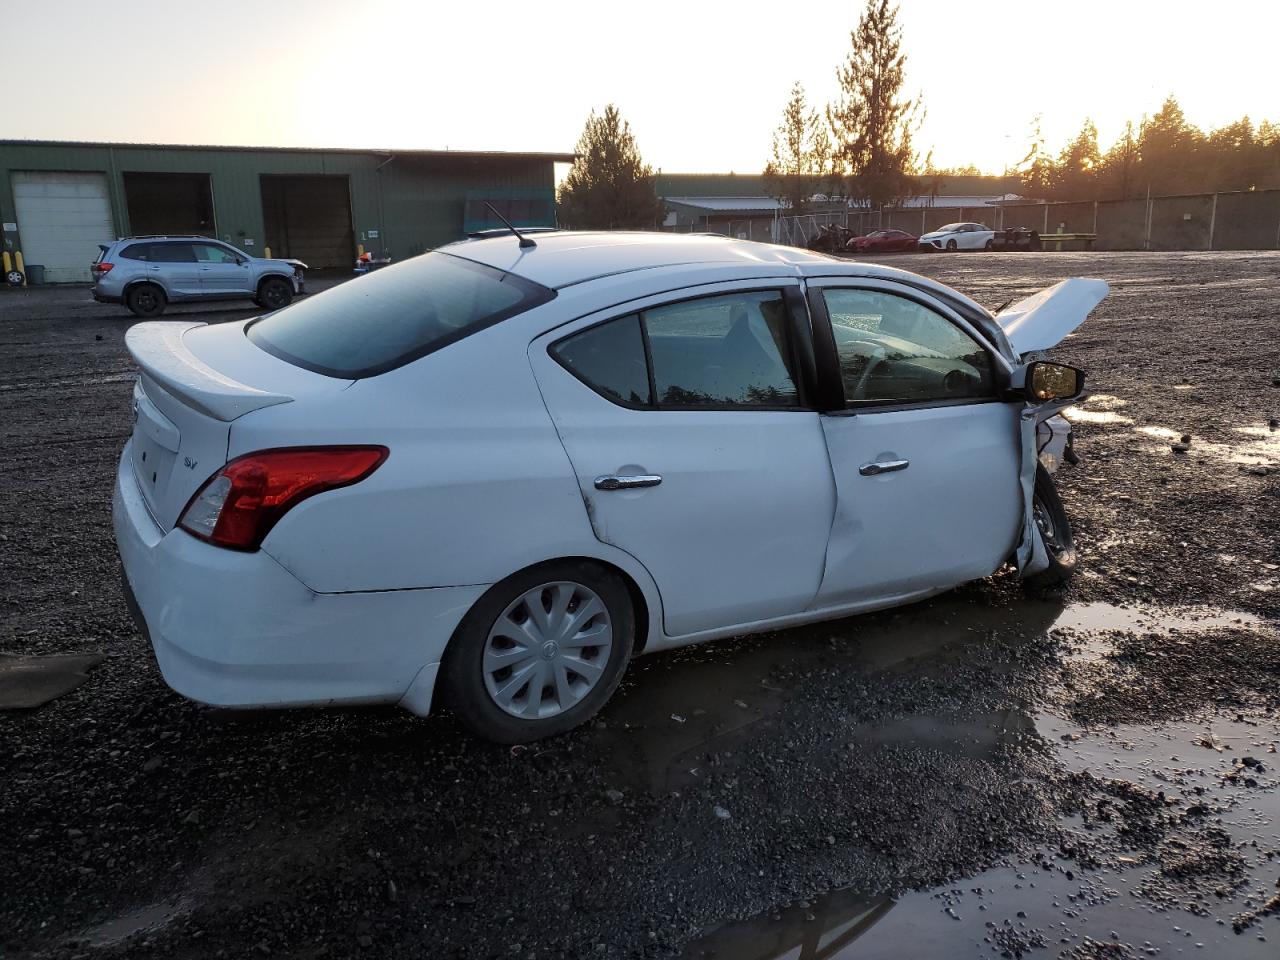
[12,171,116,283]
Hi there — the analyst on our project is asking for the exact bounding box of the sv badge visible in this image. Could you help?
[183,456,199,471]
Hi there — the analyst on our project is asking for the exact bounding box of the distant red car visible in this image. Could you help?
[847,229,919,254]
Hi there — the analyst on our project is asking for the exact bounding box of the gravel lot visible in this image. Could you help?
[2,251,1278,959]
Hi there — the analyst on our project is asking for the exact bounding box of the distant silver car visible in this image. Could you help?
[918,222,996,252]
[91,236,306,317]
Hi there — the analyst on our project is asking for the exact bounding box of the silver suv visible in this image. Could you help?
[91,237,306,318]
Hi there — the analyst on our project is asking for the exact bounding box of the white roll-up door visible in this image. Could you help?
[12,171,115,283]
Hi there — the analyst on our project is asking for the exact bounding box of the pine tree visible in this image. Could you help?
[558,105,663,230]
[826,0,922,209]
[762,82,831,215]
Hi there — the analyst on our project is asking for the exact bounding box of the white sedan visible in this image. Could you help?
[114,232,1107,742]
[918,222,997,252]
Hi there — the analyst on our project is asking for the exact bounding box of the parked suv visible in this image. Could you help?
[92,237,306,318]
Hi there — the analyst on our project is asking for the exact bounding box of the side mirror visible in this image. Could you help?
[1010,361,1084,402]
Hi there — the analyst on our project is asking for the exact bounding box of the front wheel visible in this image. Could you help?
[1025,464,1078,591]
[945,239,958,251]
[441,561,635,743]
[257,276,293,311]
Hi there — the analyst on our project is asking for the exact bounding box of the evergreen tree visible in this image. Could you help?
[762,82,831,215]
[1053,120,1101,200]
[558,105,663,230]
[827,0,922,209]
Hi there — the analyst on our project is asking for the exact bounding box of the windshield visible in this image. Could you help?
[246,252,554,378]
[937,223,964,232]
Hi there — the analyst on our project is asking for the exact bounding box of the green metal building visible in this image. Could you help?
[0,140,572,282]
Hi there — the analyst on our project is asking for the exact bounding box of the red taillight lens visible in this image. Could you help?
[178,446,388,551]
[93,262,114,274]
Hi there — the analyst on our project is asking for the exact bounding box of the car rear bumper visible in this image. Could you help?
[113,441,485,715]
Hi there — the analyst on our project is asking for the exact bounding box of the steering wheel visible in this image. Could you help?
[852,344,888,400]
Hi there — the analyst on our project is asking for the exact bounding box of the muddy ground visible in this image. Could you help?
[1,251,1278,959]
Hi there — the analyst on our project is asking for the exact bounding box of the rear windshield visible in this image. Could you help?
[246,252,554,378]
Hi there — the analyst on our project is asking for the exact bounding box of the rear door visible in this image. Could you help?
[805,278,1022,606]
[193,241,253,295]
[150,242,200,297]
[530,280,836,638]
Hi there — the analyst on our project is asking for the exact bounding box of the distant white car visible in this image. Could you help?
[114,231,1106,742]
[919,222,996,252]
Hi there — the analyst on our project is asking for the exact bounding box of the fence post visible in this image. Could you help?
[1092,200,1098,236]
[1043,204,1049,234]
[1208,193,1217,250]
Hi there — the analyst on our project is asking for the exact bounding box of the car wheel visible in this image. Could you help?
[984,239,994,251]
[257,276,293,311]
[945,239,958,251]
[1025,464,1078,591]
[441,560,635,743]
[126,284,167,318]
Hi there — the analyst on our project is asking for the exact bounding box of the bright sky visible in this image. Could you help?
[11,0,1279,175]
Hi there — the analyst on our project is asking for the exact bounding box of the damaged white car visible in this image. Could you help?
[114,231,1106,742]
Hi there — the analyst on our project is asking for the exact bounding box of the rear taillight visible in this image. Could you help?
[178,446,388,551]
[92,262,114,275]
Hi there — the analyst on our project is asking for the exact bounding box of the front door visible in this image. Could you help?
[193,242,252,295]
[530,282,835,638]
[807,279,1023,606]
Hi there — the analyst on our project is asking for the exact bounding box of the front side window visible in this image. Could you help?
[551,290,802,410]
[247,252,555,378]
[193,243,241,264]
[823,288,994,405]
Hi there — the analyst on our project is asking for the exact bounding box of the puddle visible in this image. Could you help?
[77,897,192,948]
[1063,407,1133,425]
[669,597,1280,959]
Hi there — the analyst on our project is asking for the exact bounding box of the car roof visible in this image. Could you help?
[442,231,842,289]
[116,235,219,243]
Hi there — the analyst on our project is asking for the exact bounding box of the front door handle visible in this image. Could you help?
[859,459,909,476]
[594,474,662,491]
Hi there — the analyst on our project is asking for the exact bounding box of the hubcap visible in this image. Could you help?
[482,581,612,720]
[1033,498,1061,554]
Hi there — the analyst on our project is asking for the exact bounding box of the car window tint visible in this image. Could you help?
[823,289,994,405]
[247,251,555,379]
[551,315,651,406]
[150,243,196,263]
[120,243,151,261]
[642,291,799,408]
[193,243,240,264]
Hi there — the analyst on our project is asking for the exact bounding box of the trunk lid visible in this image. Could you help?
[995,278,1109,354]
[125,320,352,530]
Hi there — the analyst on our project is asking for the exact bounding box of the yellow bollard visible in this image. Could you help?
[14,251,25,285]
[1,251,10,275]
[263,245,271,259]
[356,243,364,258]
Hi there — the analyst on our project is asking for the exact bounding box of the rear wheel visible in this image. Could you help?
[441,560,635,743]
[1025,464,1078,591]
[126,284,167,318]
[945,239,958,251]
[984,239,994,250]
[257,276,293,311]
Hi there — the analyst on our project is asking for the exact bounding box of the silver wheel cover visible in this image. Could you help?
[482,581,613,720]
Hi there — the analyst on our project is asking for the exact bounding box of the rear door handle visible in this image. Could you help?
[594,474,662,491]
[859,459,909,476]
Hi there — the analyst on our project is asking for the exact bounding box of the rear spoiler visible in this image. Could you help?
[995,278,1109,354]
[125,321,293,422]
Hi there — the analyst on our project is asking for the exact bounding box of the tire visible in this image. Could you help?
[440,560,635,743]
[1025,464,1078,591]
[126,284,167,318]
[984,239,994,251]
[257,276,293,311]
[945,239,958,251]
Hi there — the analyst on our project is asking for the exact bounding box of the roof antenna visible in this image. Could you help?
[484,201,536,248]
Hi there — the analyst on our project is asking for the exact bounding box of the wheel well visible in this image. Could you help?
[257,273,290,294]
[124,279,164,296]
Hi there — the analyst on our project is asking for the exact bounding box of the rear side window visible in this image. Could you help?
[150,243,196,263]
[246,252,555,378]
[120,243,151,261]
[551,290,802,410]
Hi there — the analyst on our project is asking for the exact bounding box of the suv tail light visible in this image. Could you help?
[92,262,113,275]
[178,446,388,551]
